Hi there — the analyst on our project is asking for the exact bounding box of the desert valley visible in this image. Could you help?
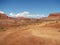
[0,12,60,45]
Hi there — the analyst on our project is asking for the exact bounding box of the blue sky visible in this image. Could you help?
[0,0,60,18]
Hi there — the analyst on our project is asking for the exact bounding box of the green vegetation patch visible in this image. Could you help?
[0,27,7,31]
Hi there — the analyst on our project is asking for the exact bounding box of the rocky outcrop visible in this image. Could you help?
[0,13,8,19]
[48,13,60,19]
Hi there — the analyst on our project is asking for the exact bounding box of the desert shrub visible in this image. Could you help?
[58,30,60,32]
[0,27,7,31]
[55,21,58,23]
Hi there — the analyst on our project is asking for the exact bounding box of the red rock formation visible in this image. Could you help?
[0,13,8,19]
[48,13,60,18]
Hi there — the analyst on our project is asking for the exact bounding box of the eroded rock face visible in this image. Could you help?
[0,13,8,19]
[48,13,60,18]
[0,13,18,28]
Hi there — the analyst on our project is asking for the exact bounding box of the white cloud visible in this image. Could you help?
[9,13,16,17]
[0,11,4,14]
[9,11,46,18]
[16,11,29,17]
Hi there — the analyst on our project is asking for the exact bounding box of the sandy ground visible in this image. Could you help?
[0,23,60,45]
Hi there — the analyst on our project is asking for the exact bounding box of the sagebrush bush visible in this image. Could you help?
[0,27,6,31]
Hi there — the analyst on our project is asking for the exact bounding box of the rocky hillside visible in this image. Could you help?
[0,13,8,19]
[48,13,60,19]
